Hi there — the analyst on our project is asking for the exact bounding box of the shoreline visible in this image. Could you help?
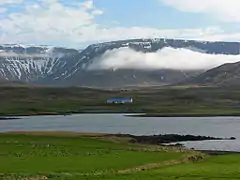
[0,111,140,117]
[0,131,238,155]
[1,130,236,143]
[0,117,21,120]
[1,131,238,155]
[126,113,240,118]
[199,150,240,155]
[2,111,240,118]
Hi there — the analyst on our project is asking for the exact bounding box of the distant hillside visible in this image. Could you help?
[1,38,240,88]
[0,78,25,86]
[184,61,240,86]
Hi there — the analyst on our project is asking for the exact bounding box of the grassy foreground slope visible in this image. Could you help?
[99,154,240,180]
[0,133,188,180]
[0,133,240,180]
[2,86,240,116]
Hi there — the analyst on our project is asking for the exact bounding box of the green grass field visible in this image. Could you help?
[0,133,240,180]
[100,154,240,180]
[0,133,187,180]
[2,86,240,116]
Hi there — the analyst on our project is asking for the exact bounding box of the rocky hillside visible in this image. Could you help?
[185,62,240,87]
[0,44,79,82]
[1,38,240,87]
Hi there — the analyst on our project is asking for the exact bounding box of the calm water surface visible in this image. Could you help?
[1,114,240,151]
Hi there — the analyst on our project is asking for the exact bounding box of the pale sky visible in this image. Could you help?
[0,0,240,48]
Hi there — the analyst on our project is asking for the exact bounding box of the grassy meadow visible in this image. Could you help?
[96,154,240,180]
[0,132,188,180]
[0,132,239,180]
[1,86,240,116]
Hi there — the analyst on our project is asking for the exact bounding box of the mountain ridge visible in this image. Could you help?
[1,38,240,87]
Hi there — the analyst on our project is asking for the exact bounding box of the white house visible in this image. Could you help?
[107,97,133,104]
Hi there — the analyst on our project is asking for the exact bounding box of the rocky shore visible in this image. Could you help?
[114,134,236,145]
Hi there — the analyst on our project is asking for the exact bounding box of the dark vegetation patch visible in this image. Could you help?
[114,134,235,145]
[0,117,20,120]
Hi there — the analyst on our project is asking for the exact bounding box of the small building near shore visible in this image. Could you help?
[107,97,133,104]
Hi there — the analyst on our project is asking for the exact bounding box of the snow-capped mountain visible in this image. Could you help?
[1,38,240,87]
[0,44,79,82]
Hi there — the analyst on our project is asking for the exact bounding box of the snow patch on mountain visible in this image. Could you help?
[0,56,57,81]
[0,43,81,82]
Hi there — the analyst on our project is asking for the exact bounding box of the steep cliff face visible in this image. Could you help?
[0,44,79,82]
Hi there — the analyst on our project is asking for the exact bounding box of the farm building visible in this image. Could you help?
[107,97,133,104]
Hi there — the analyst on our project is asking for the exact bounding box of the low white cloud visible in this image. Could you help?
[160,0,240,22]
[88,47,240,71]
[80,0,94,10]
[0,0,21,13]
[0,0,102,46]
[0,0,23,5]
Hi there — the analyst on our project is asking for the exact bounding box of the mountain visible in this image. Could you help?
[1,38,240,87]
[184,62,240,87]
[0,77,24,86]
[0,44,79,82]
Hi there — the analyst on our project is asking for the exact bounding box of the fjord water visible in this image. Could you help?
[1,114,240,151]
